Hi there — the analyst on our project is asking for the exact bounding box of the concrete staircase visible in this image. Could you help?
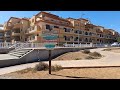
[8,49,33,58]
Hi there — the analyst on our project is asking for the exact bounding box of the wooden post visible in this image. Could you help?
[49,50,52,74]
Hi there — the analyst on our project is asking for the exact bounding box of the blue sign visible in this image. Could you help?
[45,44,55,49]
[42,35,58,40]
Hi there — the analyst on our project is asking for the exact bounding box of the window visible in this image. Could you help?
[89,38,92,42]
[51,19,54,21]
[89,32,92,36]
[74,37,78,41]
[71,36,73,39]
[79,31,82,34]
[46,24,52,30]
[79,38,82,41]
[64,28,70,32]
[74,30,78,34]
[85,38,88,42]
[54,26,59,28]
[64,36,70,41]
[71,29,74,31]
[46,24,50,29]
[67,28,71,32]
[85,32,88,35]
[64,28,67,32]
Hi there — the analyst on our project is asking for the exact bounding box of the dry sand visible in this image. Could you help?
[1,67,120,79]
[103,47,120,53]
[52,50,101,61]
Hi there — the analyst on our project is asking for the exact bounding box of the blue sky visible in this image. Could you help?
[0,11,120,33]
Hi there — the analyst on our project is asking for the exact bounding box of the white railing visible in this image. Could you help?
[0,42,45,49]
[0,43,14,48]
[14,43,44,49]
[0,42,112,49]
[63,43,111,48]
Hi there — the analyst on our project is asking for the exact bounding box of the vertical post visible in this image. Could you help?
[49,50,52,74]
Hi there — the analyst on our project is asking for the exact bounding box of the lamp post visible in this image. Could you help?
[78,14,85,47]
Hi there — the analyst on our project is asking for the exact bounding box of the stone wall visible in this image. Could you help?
[20,47,95,63]
[0,47,95,68]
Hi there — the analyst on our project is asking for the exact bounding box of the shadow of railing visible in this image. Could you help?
[51,74,95,79]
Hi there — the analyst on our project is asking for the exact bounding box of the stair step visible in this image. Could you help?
[9,49,30,53]
[9,49,33,58]
[9,52,28,55]
[9,53,22,57]
[9,50,29,53]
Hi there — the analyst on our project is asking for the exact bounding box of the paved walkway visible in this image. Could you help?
[0,48,120,75]
[0,54,19,60]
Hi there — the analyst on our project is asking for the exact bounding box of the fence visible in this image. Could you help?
[0,42,111,49]
[0,43,14,48]
[62,43,111,48]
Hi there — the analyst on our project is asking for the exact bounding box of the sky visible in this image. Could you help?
[0,11,120,33]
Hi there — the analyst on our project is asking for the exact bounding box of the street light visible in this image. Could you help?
[78,14,85,47]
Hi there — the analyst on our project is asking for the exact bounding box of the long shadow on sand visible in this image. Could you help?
[51,74,95,79]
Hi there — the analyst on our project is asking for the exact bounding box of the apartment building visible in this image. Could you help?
[26,11,74,46]
[2,11,119,45]
[0,25,4,42]
[67,18,119,44]
[4,17,30,43]
[0,30,4,42]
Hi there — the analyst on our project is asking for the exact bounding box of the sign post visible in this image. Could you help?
[41,30,58,74]
[48,50,51,74]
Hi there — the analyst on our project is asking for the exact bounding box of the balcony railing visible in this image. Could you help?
[4,34,10,37]
[12,32,20,36]
[28,36,37,42]
[0,35,4,38]
[26,26,40,35]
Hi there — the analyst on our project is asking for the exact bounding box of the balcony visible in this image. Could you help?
[28,36,37,42]
[12,32,20,36]
[5,24,13,30]
[26,26,40,35]
[5,38,11,42]
[4,34,10,37]
[0,35,4,38]
[13,23,22,29]
[0,39,4,42]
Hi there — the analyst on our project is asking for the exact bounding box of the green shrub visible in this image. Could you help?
[102,48,111,51]
[34,62,49,71]
[16,67,33,74]
[85,56,95,59]
[89,52,102,57]
[82,49,90,54]
[75,58,81,60]
[51,64,62,71]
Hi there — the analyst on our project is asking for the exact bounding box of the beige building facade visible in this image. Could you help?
[1,11,119,45]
